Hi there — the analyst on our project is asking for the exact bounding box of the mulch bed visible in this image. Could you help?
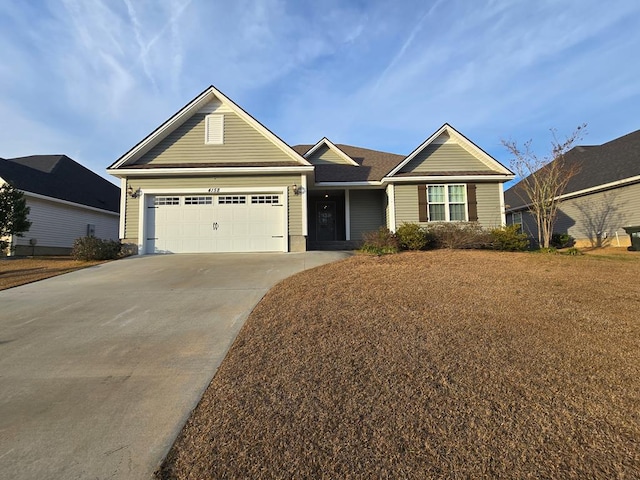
[157,250,640,479]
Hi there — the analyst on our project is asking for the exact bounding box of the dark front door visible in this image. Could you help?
[316,201,336,241]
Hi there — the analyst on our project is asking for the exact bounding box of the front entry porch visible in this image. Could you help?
[306,189,386,251]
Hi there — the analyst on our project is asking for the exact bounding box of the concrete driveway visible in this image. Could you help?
[0,252,350,479]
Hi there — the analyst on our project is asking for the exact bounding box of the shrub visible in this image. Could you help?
[72,236,122,261]
[395,222,428,251]
[550,233,575,249]
[361,227,399,255]
[490,225,530,251]
[426,222,492,249]
[564,247,583,256]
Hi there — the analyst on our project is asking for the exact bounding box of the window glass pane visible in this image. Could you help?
[429,204,445,221]
[450,204,466,221]
[218,196,246,204]
[448,185,465,203]
[428,185,445,203]
[251,195,280,204]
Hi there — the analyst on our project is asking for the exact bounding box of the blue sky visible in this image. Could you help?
[1,0,639,183]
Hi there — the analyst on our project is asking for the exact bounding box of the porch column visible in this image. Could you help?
[345,189,351,241]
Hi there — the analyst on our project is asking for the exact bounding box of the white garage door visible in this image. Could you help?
[146,194,286,253]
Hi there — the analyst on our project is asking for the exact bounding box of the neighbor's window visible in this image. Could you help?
[205,114,224,145]
[511,211,523,233]
[427,184,467,221]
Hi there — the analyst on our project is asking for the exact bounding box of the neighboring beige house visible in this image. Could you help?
[0,155,120,255]
[107,85,514,254]
[505,129,640,248]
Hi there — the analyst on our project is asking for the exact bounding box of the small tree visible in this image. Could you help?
[502,125,585,249]
[0,183,32,252]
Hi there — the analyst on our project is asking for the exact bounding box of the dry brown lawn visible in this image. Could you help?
[158,250,640,479]
[0,256,104,290]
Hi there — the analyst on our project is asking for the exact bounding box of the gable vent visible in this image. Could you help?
[205,114,224,145]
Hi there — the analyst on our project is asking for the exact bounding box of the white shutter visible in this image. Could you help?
[205,114,224,144]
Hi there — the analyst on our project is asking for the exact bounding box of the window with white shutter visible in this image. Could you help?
[205,114,224,144]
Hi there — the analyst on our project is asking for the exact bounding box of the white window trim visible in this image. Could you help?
[387,184,396,232]
[205,114,224,145]
[427,184,468,222]
[511,211,523,233]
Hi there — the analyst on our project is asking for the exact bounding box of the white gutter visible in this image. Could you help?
[506,175,640,212]
[313,181,383,187]
[107,166,314,177]
[24,191,120,216]
[383,175,514,183]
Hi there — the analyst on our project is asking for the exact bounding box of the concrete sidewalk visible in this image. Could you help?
[0,252,350,479]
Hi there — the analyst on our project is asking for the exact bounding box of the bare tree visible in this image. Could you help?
[502,125,586,249]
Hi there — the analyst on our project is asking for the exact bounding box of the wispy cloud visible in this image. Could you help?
[372,0,445,92]
[0,0,639,180]
[123,0,158,90]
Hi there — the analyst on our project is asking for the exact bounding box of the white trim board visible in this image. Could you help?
[386,123,514,177]
[304,137,360,166]
[108,166,314,177]
[24,191,120,216]
[384,175,513,183]
[119,178,127,238]
[506,174,640,212]
[109,85,311,169]
[387,184,396,232]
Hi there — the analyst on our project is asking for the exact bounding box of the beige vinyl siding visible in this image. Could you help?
[307,145,352,165]
[393,182,504,228]
[124,175,303,240]
[394,184,420,225]
[522,182,640,246]
[475,183,503,228]
[15,196,119,248]
[349,190,385,240]
[400,143,492,173]
[135,112,291,165]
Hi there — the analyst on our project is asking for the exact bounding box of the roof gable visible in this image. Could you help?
[387,124,513,178]
[108,85,310,170]
[304,138,360,166]
[293,144,404,183]
[0,155,120,212]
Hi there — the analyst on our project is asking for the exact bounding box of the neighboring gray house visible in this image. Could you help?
[107,85,514,254]
[0,155,120,255]
[505,129,640,247]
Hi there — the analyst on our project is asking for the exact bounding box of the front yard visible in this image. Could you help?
[159,249,640,479]
[0,257,103,290]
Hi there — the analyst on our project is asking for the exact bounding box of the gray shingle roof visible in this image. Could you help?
[504,129,640,210]
[292,144,405,182]
[0,155,120,213]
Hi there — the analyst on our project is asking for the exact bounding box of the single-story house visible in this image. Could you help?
[107,85,514,254]
[505,129,640,247]
[0,155,120,255]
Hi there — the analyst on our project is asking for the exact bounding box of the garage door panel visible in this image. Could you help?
[146,193,285,253]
